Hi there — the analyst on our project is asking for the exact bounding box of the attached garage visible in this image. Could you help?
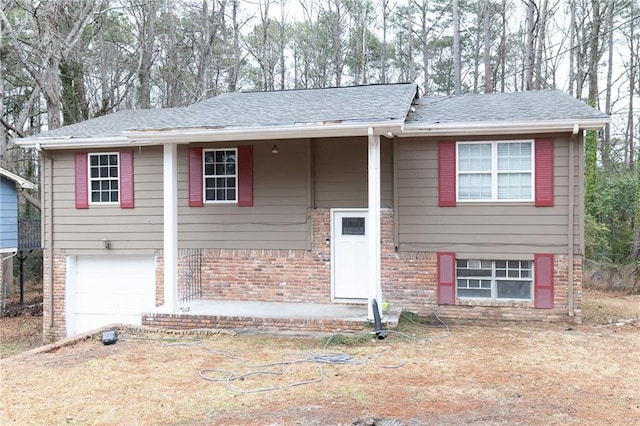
[65,255,156,336]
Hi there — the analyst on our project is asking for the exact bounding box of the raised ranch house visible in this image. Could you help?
[16,84,609,341]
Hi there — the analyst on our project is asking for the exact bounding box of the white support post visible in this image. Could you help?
[163,143,178,313]
[367,128,382,320]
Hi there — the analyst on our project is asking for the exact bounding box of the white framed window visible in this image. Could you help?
[456,259,533,301]
[457,140,533,201]
[89,152,119,204]
[203,148,237,203]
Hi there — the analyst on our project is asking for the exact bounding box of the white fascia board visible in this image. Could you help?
[121,121,404,143]
[0,168,37,189]
[399,118,610,137]
[15,122,403,149]
[15,137,133,150]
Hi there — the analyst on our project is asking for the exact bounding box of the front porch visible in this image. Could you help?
[142,300,399,334]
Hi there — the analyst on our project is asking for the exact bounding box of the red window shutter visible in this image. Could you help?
[119,150,134,208]
[437,252,456,305]
[188,147,203,207]
[74,153,89,209]
[535,138,554,207]
[534,253,554,309]
[438,141,456,207]
[237,145,253,207]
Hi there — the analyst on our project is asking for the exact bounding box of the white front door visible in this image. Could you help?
[332,209,369,301]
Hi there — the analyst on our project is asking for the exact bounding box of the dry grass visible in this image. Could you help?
[1,290,639,425]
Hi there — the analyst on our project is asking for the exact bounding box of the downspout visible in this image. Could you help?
[568,124,579,317]
[306,138,314,250]
[392,136,399,251]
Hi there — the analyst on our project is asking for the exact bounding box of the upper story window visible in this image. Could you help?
[89,153,119,204]
[457,140,533,202]
[203,148,237,203]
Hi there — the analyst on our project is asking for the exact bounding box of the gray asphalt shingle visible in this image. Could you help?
[407,90,609,124]
[31,84,418,139]
[24,86,608,141]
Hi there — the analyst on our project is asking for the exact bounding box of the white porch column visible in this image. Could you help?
[367,128,382,320]
[163,143,178,313]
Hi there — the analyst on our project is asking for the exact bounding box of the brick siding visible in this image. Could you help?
[141,313,370,334]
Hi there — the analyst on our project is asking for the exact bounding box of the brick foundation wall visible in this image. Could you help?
[141,313,369,334]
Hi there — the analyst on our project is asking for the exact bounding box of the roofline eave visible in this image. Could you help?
[14,117,610,149]
[121,120,404,143]
[400,118,610,137]
[0,168,37,189]
[15,121,405,149]
[15,136,132,150]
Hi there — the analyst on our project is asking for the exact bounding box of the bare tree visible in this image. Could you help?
[533,0,548,89]
[0,1,102,129]
[524,0,535,90]
[452,0,461,95]
[483,0,493,93]
[131,0,158,108]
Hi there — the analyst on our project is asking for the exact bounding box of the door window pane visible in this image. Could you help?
[342,217,365,235]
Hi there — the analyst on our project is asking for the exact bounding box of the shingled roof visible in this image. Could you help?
[29,84,418,140]
[18,85,609,147]
[406,90,609,125]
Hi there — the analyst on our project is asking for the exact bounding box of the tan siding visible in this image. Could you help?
[313,137,393,208]
[177,140,310,249]
[397,135,581,256]
[50,148,164,251]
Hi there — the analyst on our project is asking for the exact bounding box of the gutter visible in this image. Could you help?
[16,136,132,150]
[400,118,610,137]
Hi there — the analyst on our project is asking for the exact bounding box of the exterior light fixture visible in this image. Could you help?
[271,145,279,154]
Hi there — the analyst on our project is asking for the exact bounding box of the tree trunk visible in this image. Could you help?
[227,0,241,93]
[406,0,413,85]
[568,2,575,97]
[280,0,286,90]
[483,0,492,93]
[332,0,344,87]
[534,0,548,89]
[602,2,614,170]
[381,0,389,84]
[137,1,156,108]
[525,0,535,90]
[498,0,507,92]
[165,0,181,107]
[588,0,601,104]
[472,4,482,92]
[46,57,62,130]
[452,0,462,95]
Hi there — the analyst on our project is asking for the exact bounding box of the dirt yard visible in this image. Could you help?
[1,289,639,425]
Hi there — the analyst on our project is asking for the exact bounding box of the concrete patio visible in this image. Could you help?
[142,300,399,334]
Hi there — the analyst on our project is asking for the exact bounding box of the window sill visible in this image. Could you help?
[454,201,534,207]
[456,299,534,308]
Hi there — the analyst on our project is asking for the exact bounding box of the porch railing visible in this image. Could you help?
[18,219,41,250]
[179,249,202,303]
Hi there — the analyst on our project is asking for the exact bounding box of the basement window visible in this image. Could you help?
[456,259,532,301]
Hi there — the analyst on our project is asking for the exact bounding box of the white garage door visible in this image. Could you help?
[66,255,156,336]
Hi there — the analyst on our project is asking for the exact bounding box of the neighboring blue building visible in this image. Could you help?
[0,167,37,253]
